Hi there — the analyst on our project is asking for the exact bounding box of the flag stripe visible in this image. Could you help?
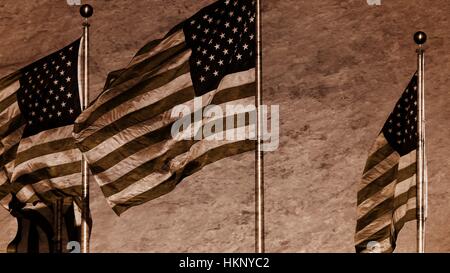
[11,161,81,186]
[393,208,416,232]
[0,76,20,101]
[355,225,391,252]
[14,138,76,166]
[0,93,18,115]
[0,115,25,137]
[111,139,254,215]
[104,122,255,203]
[87,92,255,174]
[393,186,416,209]
[101,139,195,197]
[355,213,392,244]
[356,181,395,220]
[79,84,194,150]
[130,30,185,67]
[356,197,394,232]
[363,143,396,172]
[74,58,191,132]
[357,165,398,204]
[359,152,399,190]
[0,143,19,167]
[13,147,80,177]
[111,42,188,87]
[98,110,253,196]
[77,76,255,151]
[396,163,416,183]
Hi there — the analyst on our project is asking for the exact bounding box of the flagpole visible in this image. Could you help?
[255,0,265,253]
[53,198,63,253]
[80,4,93,254]
[414,31,427,253]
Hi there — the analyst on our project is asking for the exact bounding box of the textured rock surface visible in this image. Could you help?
[1,0,450,252]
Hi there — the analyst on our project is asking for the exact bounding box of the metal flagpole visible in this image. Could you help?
[414,31,427,253]
[53,197,63,253]
[80,4,93,254]
[255,0,265,253]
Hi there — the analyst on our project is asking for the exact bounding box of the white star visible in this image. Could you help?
[208,18,213,24]
[192,34,197,40]
[223,49,229,55]
[236,54,242,60]
[66,61,72,67]
[214,44,220,50]
[54,80,59,85]
[57,111,62,116]
[60,70,65,76]
[250,16,255,23]
[209,55,215,61]
[243,44,249,50]
[66,77,71,82]
[43,107,47,113]
[60,86,65,91]
[200,76,206,82]
[204,28,209,34]
[237,16,243,22]
[250,34,254,40]
[204,65,210,71]
[220,33,226,39]
[61,102,66,107]
[202,49,208,55]
[61,55,66,60]
[55,95,59,101]
[69,108,74,114]
[218,60,224,66]
[196,60,202,66]
[228,38,233,44]
[213,71,219,76]
[232,27,238,33]
[55,65,60,71]
[225,22,230,28]
[67,92,72,98]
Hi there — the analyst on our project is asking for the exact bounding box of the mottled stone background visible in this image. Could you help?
[1,0,450,253]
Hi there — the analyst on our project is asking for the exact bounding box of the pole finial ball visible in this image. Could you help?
[414,31,427,45]
[80,4,94,18]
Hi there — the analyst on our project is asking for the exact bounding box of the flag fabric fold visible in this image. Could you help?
[355,73,418,253]
[73,0,257,215]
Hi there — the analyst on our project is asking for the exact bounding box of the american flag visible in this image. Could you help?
[73,0,256,215]
[0,39,83,208]
[355,73,419,253]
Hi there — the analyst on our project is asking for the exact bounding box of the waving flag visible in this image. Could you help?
[355,74,418,253]
[74,0,257,215]
[0,38,83,207]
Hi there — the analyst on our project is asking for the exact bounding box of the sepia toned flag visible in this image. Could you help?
[355,73,419,253]
[0,38,84,208]
[73,0,257,215]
